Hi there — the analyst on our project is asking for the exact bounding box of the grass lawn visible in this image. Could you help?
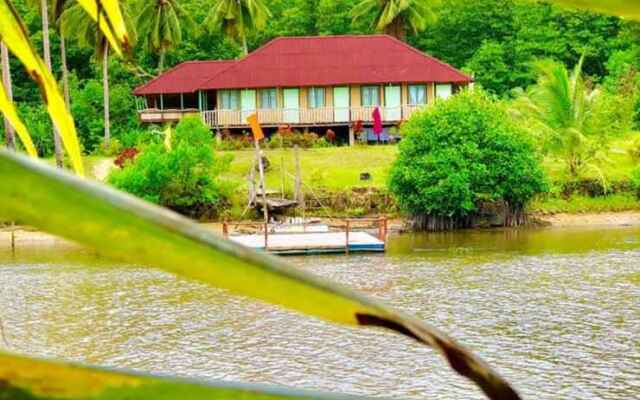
[221,144,398,193]
[42,133,640,217]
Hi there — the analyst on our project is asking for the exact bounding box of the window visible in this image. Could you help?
[435,84,453,100]
[308,87,325,108]
[260,88,277,109]
[408,85,427,105]
[219,90,240,110]
[361,86,380,106]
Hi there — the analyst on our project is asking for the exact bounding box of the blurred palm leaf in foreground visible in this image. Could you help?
[0,352,371,400]
[0,0,84,174]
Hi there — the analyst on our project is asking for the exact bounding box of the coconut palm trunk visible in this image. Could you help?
[237,0,248,55]
[384,17,406,41]
[1,42,15,150]
[60,32,70,108]
[159,48,166,72]
[41,0,64,168]
[103,45,110,151]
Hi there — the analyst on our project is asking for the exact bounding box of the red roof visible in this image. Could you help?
[133,60,235,95]
[135,35,471,95]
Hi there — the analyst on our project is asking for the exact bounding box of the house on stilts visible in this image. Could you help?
[133,34,473,142]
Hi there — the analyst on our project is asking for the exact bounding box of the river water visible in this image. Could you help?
[0,226,638,399]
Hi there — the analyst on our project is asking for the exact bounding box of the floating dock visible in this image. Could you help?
[223,218,388,255]
[229,231,385,255]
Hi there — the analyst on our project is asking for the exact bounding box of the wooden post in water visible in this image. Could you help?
[10,225,15,254]
[345,220,350,255]
[222,221,229,239]
[378,216,388,242]
[264,222,269,251]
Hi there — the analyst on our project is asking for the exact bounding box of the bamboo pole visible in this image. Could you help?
[294,145,303,208]
[254,140,268,225]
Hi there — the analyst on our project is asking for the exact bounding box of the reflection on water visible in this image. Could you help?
[0,226,639,399]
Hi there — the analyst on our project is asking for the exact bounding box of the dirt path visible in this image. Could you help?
[92,159,114,182]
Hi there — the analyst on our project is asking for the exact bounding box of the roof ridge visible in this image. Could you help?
[383,35,473,81]
[134,60,239,95]
[133,61,191,95]
[182,60,236,64]
[198,37,283,88]
[269,34,391,40]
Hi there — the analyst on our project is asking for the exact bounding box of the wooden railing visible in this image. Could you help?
[139,105,429,127]
[199,105,428,128]
[222,217,388,254]
[138,108,200,123]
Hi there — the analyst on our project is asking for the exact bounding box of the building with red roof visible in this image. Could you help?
[134,35,472,135]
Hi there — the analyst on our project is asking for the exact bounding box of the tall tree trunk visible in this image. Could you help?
[103,45,110,151]
[41,0,64,168]
[60,33,71,109]
[384,17,406,42]
[237,0,248,56]
[241,34,248,56]
[1,42,16,150]
[159,48,166,72]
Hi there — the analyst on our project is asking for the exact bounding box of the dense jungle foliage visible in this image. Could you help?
[3,0,640,219]
[2,0,640,154]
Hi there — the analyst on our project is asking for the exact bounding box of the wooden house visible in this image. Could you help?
[134,35,473,136]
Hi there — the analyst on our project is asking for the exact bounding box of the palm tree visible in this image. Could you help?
[206,0,271,55]
[351,0,437,41]
[1,42,15,150]
[137,0,192,72]
[51,0,71,108]
[512,57,603,179]
[60,3,135,151]
[29,0,65,166]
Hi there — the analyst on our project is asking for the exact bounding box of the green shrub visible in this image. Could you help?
[628,136,640,163]
[15,104,55,157]
[586,90,635,139]
[389,90,547,221]
[631,166,640,199]
[109,116,233,219]
[312,137,332,148]
[96,138,123,157]
[120,128,157,148]
[72,79,140,152]
[215,134,253,151]
[267,130,322,149]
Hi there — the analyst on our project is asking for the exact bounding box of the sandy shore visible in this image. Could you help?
[536,211,640,227]
[2,212,640,249]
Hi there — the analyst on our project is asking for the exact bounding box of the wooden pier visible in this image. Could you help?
[223,217,388,255]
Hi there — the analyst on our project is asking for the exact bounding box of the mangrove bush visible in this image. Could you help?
[389,90,547,230]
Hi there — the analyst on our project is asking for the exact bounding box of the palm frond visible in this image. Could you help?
[0,0,84,174]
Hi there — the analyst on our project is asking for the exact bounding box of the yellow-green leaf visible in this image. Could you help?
[0,78,37,157]
[547,0,640,19]
[0,352,356,400]
[0,150,521,400]
[74,0,131,56]
[0,0,84,176]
